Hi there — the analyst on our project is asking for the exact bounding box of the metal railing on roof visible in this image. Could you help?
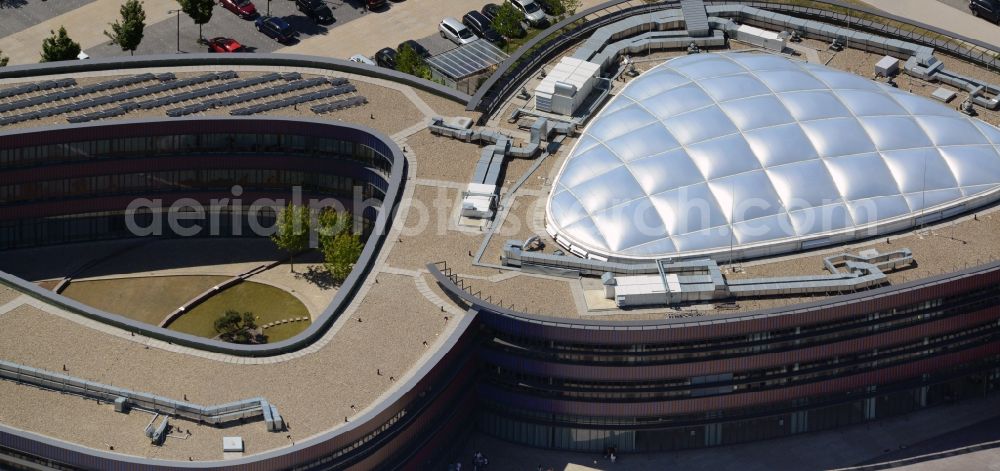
[469,0,1000,118]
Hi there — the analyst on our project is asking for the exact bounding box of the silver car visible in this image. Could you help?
[509,0,546,26]
[439,17,478,45]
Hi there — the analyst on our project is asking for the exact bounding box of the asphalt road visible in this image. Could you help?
[0,0,96,38]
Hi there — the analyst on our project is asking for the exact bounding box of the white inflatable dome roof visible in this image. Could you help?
[547,53,1000,261]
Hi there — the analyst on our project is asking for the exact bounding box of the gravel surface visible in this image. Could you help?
[387,185,496,277]
[463,274,578,317]
[0,272,451,460]
[407,129,482,182]
[482,194,549,265]
[0,285,18,305]
[5,35,1000,462]
[412,89,480,120]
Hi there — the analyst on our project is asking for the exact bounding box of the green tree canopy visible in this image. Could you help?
[323,232,363,284]
[395,43,433,80]
[213,309,258,343]
[539,0,580,18]
[177,0,213,40]
[271,203,311,272]
[0,50,8,67]
[40,27,81,63]
[317,209,351,250]
[491,3,526,39]
[538,0,564,16]
[105,0,147,56]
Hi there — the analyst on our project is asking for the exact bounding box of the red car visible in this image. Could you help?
[220,0,257,18]
[208,37,244,53]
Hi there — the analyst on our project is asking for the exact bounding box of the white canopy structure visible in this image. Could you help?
[546,53,1000,261]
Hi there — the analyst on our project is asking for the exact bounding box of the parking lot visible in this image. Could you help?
[85,0,377,58]
[0,0,96,38]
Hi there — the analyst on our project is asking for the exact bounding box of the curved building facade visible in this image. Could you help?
[0,117,394,249]
[430,262,1000,452]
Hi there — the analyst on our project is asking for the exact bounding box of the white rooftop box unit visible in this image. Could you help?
[612,274,681,308]
[535,57,601,116]
[875,55,899,77]
[222,436,244,453]
[461,183,497,218]
[734,24,787,52]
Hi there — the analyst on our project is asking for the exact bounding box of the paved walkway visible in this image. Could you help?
[862,0,1000,47]
[0,0,179,65]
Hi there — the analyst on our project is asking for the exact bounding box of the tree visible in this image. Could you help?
[323,232,363,284]
[213,309,259,343]
[105,0,146,56]
[538,0,564,16]
[271,203,311,272]
[40,27,81,63]
[0,50,8,67]
[539,0,580,18]
[317,209,351,250]
[560,0,581,16]
[491,3,526,39]
[395,43,432,80]
[177,0,213,41]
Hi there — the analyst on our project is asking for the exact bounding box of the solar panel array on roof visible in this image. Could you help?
[0,78,76,100]
[0,72,229,126]
[136,72,277,110]
[427,40,508,80]
[311,96,368,113]
[166,77,333,117]
[230,84,356,116]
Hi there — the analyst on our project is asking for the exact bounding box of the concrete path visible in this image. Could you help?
[0,0,179,66]
[862,0,1000,47]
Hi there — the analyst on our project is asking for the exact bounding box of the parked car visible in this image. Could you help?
[220,0,257,18]
[255,16,297,43]
[208,37,244,52]
[462,11,503,44]
[397,40,430,58]
[508,0,546,26]
[374,47,398,68]
[349,54,376,66]
[364,0,387,10]
[481,3,500,21]
[296,0,334,24]
[970,0,1000,24]
[439,17,477,45]
[482,3,524,37]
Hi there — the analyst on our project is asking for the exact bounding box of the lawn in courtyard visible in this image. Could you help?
[60,275,229,326]
[168,281,311,342]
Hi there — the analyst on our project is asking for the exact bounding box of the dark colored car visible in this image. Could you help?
[365,0,387,10]
[375,47,397,68]
[481,3,525,37]
[970,0,1000,24]
[220,0,257,18]
[296,0,334,23]
[481,3,500,22]
[208,37,244,52]
[397,40,430,58]
[463,11,503,44]
[255,16,297,43]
